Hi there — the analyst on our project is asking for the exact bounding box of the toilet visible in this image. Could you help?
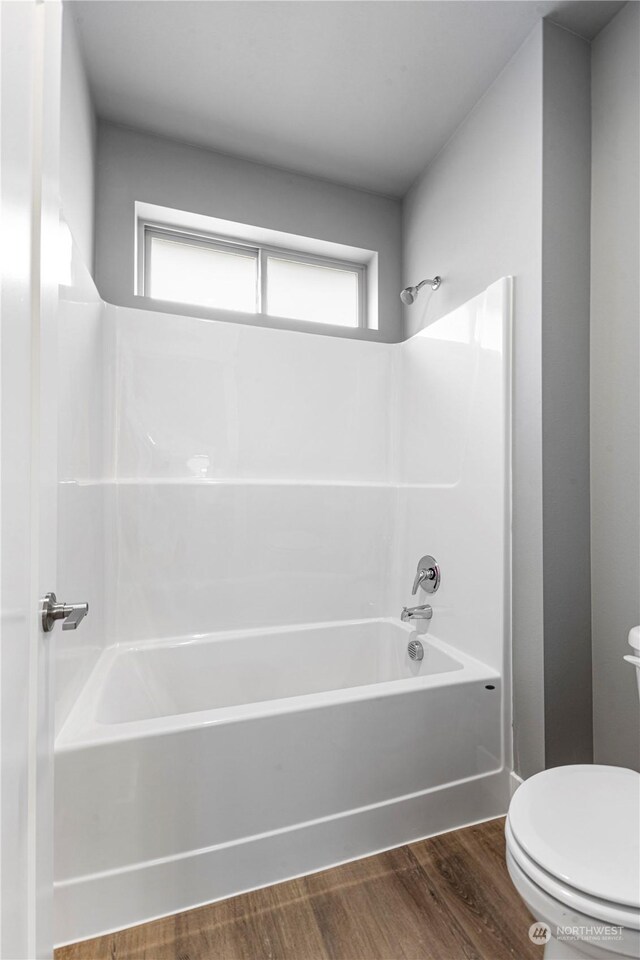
[624,626,640,697]
[506,627,640,960]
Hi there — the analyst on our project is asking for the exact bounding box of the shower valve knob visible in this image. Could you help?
[411,556,441,595]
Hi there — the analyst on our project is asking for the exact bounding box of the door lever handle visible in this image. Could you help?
[41,592,89,632]
[60,604,89,631]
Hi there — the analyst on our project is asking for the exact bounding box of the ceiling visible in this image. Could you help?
[72,0,625,198]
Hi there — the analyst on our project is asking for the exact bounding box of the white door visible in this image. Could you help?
[0,2,61,957]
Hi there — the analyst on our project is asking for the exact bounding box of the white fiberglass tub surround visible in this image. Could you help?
[55,277,512,944]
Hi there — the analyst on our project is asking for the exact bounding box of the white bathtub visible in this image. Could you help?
[54,617,510,945]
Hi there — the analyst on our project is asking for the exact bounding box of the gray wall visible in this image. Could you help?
[94,122,403,341]
[403,21,594,777]
[60,5,96,273]
[591,1,640,771]
[541,24,593,767]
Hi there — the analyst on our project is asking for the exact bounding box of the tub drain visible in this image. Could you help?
[407,639,424,662]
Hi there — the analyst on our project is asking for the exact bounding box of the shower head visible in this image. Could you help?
[400,286,418,305]
[400,276,441,304]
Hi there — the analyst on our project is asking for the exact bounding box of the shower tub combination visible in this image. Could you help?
[55,620,506,943]
[54,278,512,945]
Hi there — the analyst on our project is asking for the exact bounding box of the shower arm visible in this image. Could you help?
[416,277,441,292]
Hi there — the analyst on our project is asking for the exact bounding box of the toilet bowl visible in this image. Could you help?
[506,765,640,960]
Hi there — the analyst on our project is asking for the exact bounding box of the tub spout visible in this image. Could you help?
[401,604,433,622]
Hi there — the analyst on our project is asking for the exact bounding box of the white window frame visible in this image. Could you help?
[139,221,368,329]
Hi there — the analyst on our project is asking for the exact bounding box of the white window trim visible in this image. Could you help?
[138,220,368,329]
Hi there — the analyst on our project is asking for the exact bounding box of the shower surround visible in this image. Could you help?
[54,275,512,944]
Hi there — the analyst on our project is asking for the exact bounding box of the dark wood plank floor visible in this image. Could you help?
[56,817,538,960]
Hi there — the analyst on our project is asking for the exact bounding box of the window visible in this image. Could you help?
[147,232,258,313]
[266,256,359,328]
[139,221,368,329]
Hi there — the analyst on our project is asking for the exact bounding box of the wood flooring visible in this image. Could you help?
[55,817,539,960]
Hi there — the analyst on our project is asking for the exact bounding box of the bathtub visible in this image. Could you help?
[54,617,510,944]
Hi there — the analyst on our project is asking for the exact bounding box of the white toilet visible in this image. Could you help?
[506,627,640,960]
[624,626,640,697]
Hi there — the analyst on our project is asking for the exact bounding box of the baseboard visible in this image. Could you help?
[55,768,512,947]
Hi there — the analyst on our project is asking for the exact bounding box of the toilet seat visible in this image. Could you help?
[506,819,640,930]
[507,765,640,928]
[506,845,640,960]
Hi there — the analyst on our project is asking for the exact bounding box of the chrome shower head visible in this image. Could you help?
[400,276,441,304]
[400,286,418,305]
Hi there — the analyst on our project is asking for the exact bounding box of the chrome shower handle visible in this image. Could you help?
[41,592,89,632]
[412,568,432,594]
[411,556,441,595]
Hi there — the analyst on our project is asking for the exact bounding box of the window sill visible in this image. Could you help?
[124,294,390,342]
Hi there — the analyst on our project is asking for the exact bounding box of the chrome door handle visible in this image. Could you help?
[41,592,89,632]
